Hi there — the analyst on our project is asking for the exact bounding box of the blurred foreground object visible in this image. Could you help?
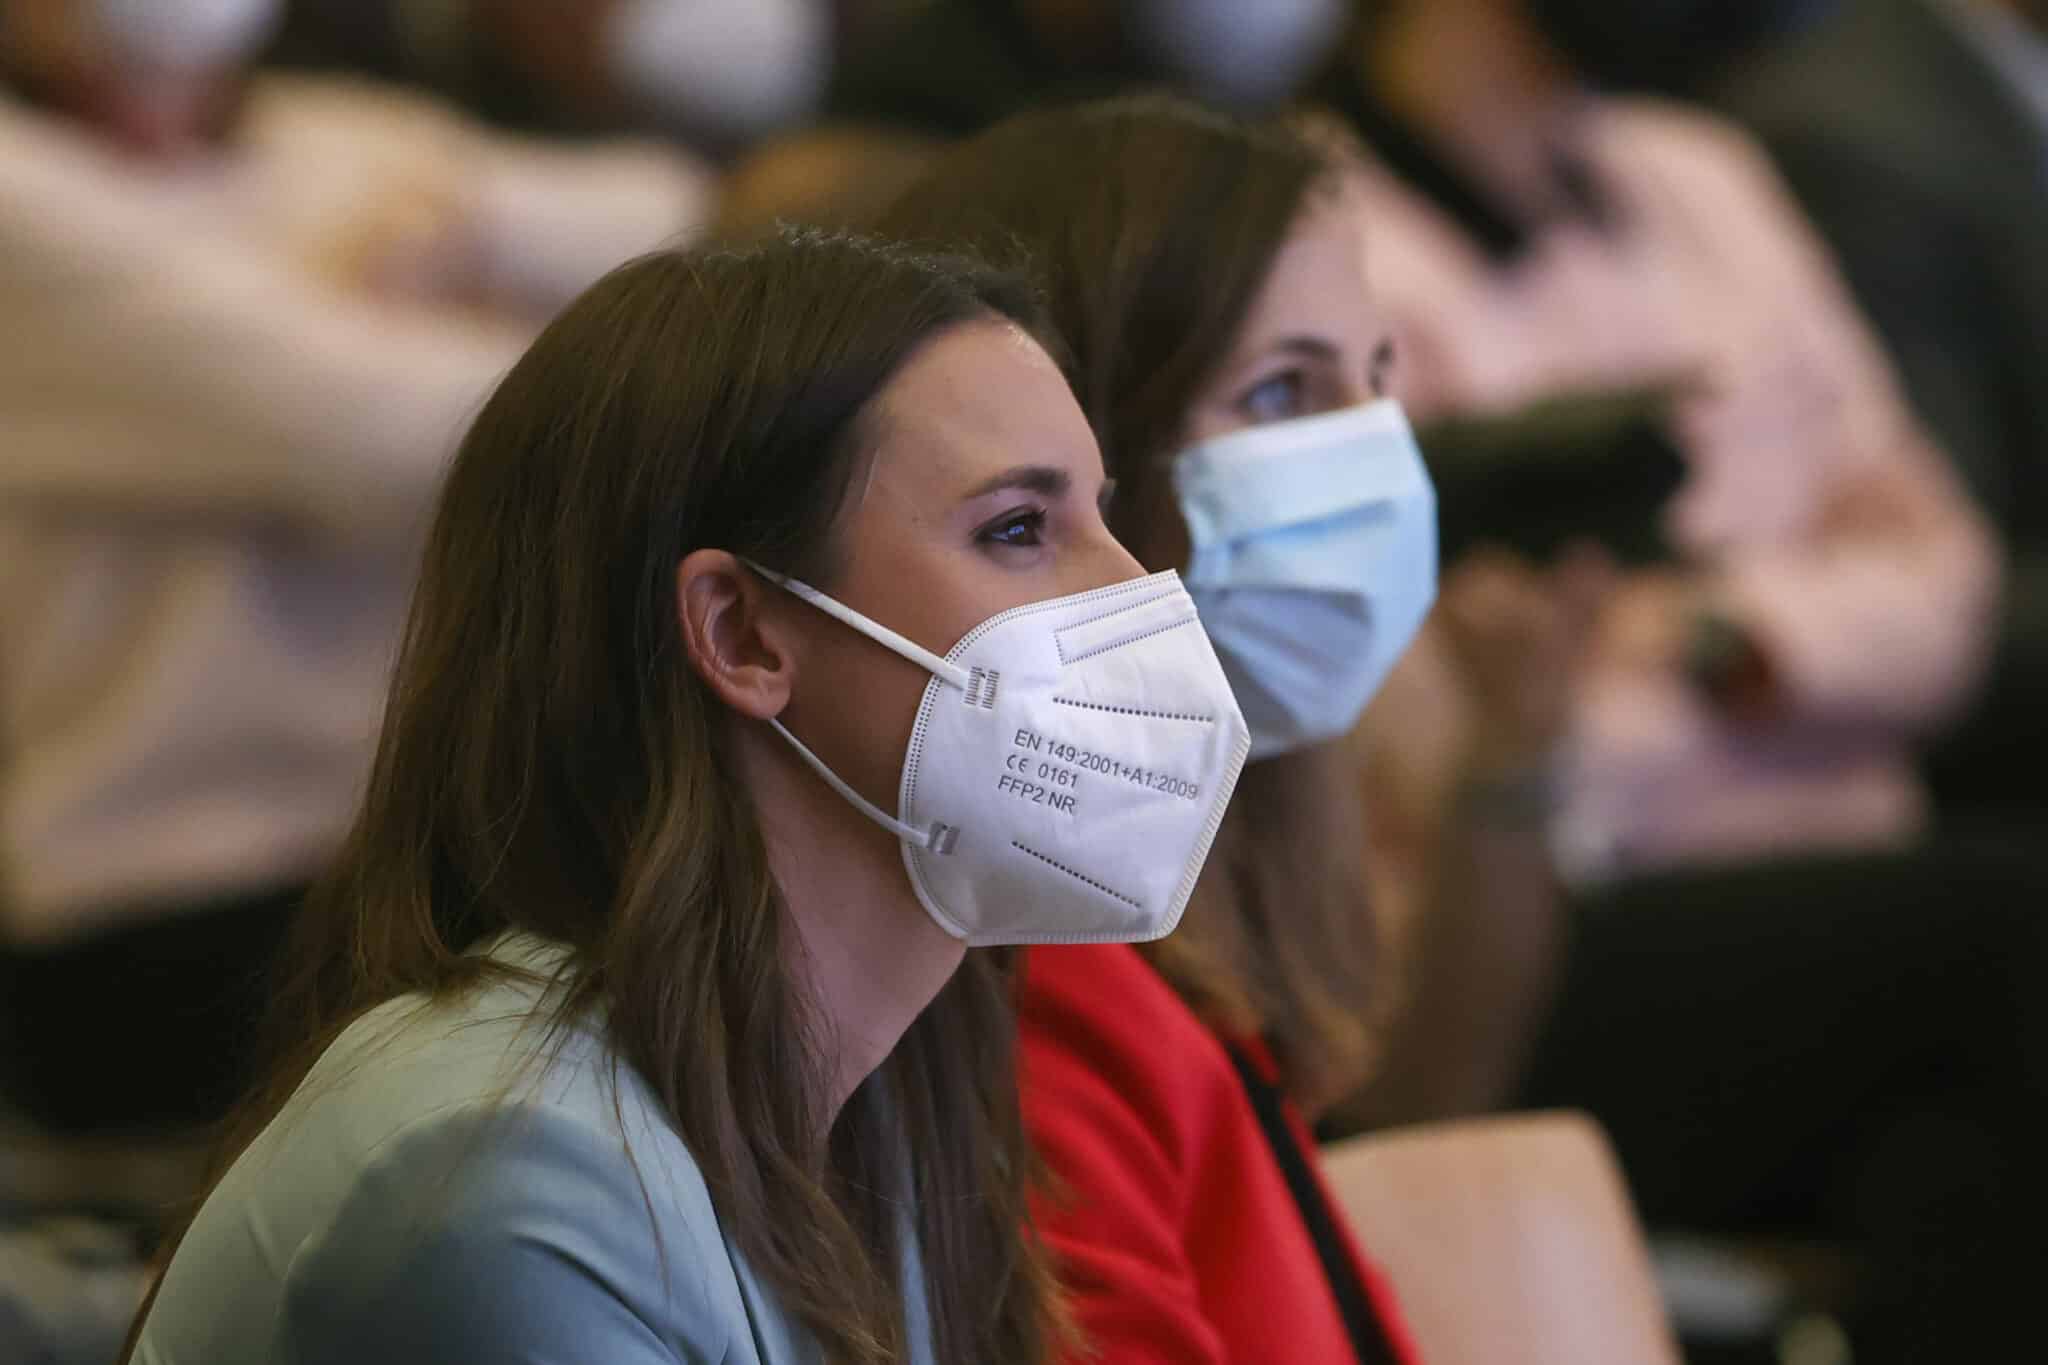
[1323,1112,1681,1365]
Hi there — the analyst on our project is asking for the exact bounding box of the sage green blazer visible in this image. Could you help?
[132,933,934,1365]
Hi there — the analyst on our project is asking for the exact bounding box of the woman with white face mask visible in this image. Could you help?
[881,96,1601,1365]
[121,229,1250,1365]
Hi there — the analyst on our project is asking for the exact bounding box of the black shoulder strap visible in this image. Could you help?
[1226,1044,1401,1365]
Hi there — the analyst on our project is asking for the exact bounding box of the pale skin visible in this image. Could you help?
[1171,184,1608,1123]
[676,320,1142,1122]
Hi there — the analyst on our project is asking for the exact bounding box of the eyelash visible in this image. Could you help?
[977,506,1048,548]
[1238,370,1306,421]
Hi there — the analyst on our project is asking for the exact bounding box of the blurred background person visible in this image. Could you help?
[1319,0,1998,876]
[0,8,711,1355]
[1712,0,2048,828]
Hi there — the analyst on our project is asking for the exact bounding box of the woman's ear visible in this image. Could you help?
[677,550,797,720]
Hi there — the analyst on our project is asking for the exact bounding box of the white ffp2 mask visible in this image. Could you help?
[748,566,1250,947]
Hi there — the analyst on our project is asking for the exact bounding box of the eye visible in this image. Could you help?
[1238,370,1306,423]
[977,506,1048,548]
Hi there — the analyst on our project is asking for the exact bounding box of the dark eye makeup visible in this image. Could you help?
[975,506,1048,548]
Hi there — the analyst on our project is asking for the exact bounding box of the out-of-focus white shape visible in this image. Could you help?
[605,0,830,142]
[91,0,282,70]
[1123,0,1347,107]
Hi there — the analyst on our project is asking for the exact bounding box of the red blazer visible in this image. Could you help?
[1019,943,1421,1365]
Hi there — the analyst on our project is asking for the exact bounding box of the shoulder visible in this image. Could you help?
[270,967,741,1362]
[278,1093,733,1363]
[1019,943,1221,1063]
[1018,944,1239,1157]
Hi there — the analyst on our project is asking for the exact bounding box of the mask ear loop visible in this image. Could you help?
[741,559,971,691]
[765,717,953,851]
[740,558,963,854]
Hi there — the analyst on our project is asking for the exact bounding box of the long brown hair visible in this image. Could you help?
[129,230,1062,1365]
[879,95,1379,1114]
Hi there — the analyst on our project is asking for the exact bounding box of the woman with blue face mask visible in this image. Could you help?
[879,96,1599,1364]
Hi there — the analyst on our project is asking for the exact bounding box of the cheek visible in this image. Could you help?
[791,625,932,806]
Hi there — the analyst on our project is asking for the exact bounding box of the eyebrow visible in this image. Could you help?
[963,464,1072,500]
[1267,335,1344,363]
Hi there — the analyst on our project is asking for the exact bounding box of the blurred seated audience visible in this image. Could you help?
[0,0,709,1142]
[1302,4,2046,1360]
[830,0,1350,134]
[1713,0,2048,821]
[1321,0,2000,877]
[276,0,834,152]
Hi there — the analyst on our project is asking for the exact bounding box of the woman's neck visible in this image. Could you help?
[1365,0,1588,222]
[740,729,966,1126]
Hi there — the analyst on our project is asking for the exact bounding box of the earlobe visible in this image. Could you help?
[677,550,794,721]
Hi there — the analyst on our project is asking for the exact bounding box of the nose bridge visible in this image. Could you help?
[1335,373,1376,410]
[1070,522,1151,597]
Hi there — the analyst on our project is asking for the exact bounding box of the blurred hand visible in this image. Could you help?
[1588,567,1701,677]
[1354,544,1612,861]
[1436,544,1614,776]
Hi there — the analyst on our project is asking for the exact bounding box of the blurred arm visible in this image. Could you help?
[463,132,717,316]
[1658,114,2003,735]
[1758,130,2048,788]
[0,105,524,544]
[1714,430,2000,736]
[1335,555,1594,1128]
[1348,801,1569,1128]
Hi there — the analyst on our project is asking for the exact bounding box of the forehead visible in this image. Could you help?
[863,320,1103,500]
[1227,186,1379,356]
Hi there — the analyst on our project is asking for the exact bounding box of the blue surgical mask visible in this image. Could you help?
[1172,398,1438,760]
